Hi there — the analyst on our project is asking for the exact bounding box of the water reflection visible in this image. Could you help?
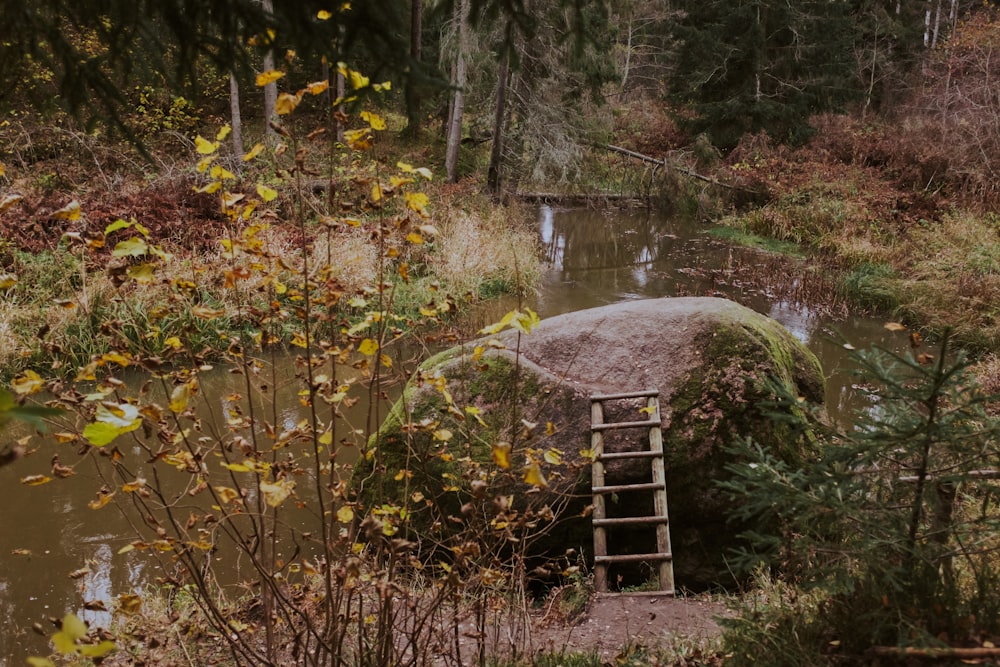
[533,205,908,424]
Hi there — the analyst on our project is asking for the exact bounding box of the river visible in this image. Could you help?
[0,205,905,663]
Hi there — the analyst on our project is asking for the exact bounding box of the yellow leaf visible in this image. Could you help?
[260,479,295,507]
[192,305,226,319]
[523,463,548,488]
[371,182,383,202]
[344,128,371,150]
[214,486,240,503]
[210,164,236,180]
[543,448,563,465]
[433,429,453,441]
[0,162,5,177]
[361,111,386,130]
[121,479,146,493]
[275,91,302,115]
[491,442,511,469]
[256,70,285,87]
[317,9,332,19]
[216,125,232,141]
[118,593,143,615]
[348,70,369,90]
[243,143,265,162]
[51,200,81,221]
[169,382,192,413]
[20,474,52,486]
[405,192,430,217]
[405,232,424,244]
[194,135,219,155]
[257,184,279,202]
[163,336,182,350]
[88,491,115,509]
[291,331,308,348]
[193,181,222,194]
[884,322,907,332]
[12,369,45,395]
[358,338,379,355]
[305,80,330,95]
[336,505,354,523]
[415,167,433,180]
[0,273,17,290]
[0,193,23,212]
[126,263,156,284]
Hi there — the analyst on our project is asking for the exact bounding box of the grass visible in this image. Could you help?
[707,226,805,259]
[719,166,1000,352]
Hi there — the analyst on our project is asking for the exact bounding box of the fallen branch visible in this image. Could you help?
[872,645,1000,660]
[603,144,736,189]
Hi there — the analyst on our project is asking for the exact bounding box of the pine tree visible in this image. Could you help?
[669,0,857,149]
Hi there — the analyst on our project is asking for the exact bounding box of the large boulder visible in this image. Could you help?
[353,297,824,589]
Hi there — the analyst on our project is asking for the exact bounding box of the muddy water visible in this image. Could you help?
[0,206,904,664]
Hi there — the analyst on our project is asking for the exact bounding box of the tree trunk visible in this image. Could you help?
[487,51,510,198]
[444,0,468,183]
[229,73,244,156]
[404,0,423,136]
[261,0,278,144]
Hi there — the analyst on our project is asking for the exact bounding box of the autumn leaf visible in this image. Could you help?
[0,193,23,212]
[260,478,295,507]
[543,448,563,465]
[20,474,52,486]
[405,192,430,217]
[257,184,279,202]
[243,143,265,162]
[194,135,219,155]
[361,111,386,130]
[275,91,303,115]
[491,442,511,469]
[358,338,379,355]
[884,322,906,332]
[11,369,45,395]
[317,9,332,19]
[523,463,548,488]
[256,70,285,87]
[51,200,81,221]
[336,505,354,523]
[305,80,330,95]
[192,305,226,319]
[117,593,143,615]
[87,491,115,510]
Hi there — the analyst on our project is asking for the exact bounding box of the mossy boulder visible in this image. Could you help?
[353,297,824,589]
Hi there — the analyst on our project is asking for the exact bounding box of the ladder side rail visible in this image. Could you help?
[590,399,609,593]
[647,395,675,595]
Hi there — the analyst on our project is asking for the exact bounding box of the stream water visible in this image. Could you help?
[0,205,906,663]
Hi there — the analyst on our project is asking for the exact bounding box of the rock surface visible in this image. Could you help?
[356,297,824,589]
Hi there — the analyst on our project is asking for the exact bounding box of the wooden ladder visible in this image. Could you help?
[590,389,675,595]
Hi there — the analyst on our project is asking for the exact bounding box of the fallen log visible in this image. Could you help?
[603,144,735,189]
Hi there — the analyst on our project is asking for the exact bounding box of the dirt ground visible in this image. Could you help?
[449,592,729,664]
[533,593,727,659]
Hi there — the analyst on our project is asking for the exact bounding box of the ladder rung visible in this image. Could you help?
[593,482,664,494]
[591,419,660,432]
[591,389,659,401]
[595,552,672,564]
[598,450,661,461]
[593,516,669,527]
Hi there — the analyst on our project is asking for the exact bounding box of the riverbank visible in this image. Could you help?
[0,122,540,381]
[710,115,1000,355]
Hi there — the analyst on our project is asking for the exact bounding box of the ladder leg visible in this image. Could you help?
[591,400,608,593]
[648,396,675,595]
